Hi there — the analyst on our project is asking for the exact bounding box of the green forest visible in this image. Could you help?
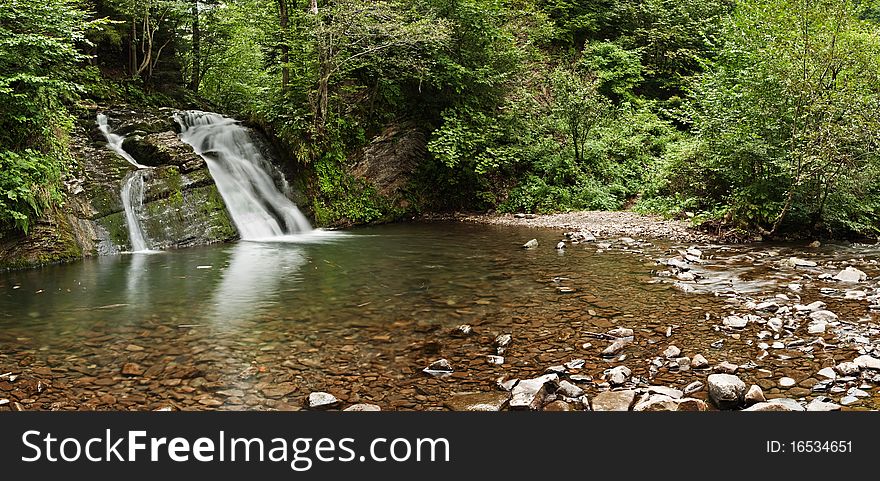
[3,0,880,237]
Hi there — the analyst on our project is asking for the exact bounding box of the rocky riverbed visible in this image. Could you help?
[0,222,878,412]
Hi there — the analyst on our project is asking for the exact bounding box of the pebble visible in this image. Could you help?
[834,267,867,283]
[487,355,505,365]
[602,338,630,357]
[806,398,841,412]
[509,374,557,410]
[722,316,748,329]
[556,380,585,398]
[522,239,539,249]
[809,310,838,323]
[663,345,681,358]
[854,355,880,370]
[745,384,765,404]
[423,359,453,377]
[591,390,637,411]
[840,396,859,406]
[691,354,709,369]
[835,362,860,376]
[779,377,796,388]
[714,361,739,374]
[445,392,510,412]
[743,399,804,412]
[683,381,704,395]
[307,392,339,409]
[452,324,473,337]
[344,403,381,412]
[817,367,837,380]
[606,366,632,386]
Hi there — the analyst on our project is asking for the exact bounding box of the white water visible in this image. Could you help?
[96,114,149,169]
[97,114,153,252]
[175,111,313,239]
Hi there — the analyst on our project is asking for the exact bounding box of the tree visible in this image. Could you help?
[551,68,611,164]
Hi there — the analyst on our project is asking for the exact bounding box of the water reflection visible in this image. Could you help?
[208,241,307,323]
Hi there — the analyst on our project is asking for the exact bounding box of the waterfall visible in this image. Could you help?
[96,114,149,169]
[175,111,312,240]
[97,114,153,252]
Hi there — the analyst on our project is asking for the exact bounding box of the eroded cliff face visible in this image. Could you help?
[0,106,239,269]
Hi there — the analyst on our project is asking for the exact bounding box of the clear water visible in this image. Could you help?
[0,223,874,410]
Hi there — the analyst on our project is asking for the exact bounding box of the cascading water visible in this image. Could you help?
[97,114,153,252]
[96,114,149,169]
[175,111,312,239]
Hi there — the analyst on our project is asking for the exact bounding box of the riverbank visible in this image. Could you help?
[448,210,720,243]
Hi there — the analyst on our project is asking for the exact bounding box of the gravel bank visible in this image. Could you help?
[454,211,717,243]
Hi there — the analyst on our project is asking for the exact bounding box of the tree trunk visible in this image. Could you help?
[278,0,290,91]
[310,0,318,15]
[189,0,201,93]
[129,19,138,76]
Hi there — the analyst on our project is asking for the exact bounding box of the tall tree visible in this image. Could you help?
[189,0,201,93]
[277,0,290,92]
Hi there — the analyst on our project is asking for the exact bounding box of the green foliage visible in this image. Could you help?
[0,0,104,232]
[645,0,880,236]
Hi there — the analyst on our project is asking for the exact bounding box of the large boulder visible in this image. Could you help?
[707,374,746,409]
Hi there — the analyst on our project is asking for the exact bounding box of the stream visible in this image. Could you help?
[1,222,878,411]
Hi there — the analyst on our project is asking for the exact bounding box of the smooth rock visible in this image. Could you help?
[743,399,804,412]
[121,363,144,376]
[663,345,681,359]
[809,310,838,323]
[854,355,880,370]
[602,338,630,357]
[556,380,585,398]
[591,390,637,411]
[509,374,558,410]
[788,257,818,268]
[445,392,510,412]
[806,398,841,412]
[722,316,748,329]
[835,362,860,376]
[452,324,473,337]
[522,239,539,249]
[556,241,566,250]
[817,367,837,380]
[707,374,747,409]
[647,386,683,399]
[344,403,381,412]
[543,400,572,411]
[684,381,704,395]
[714,361,739,374]
[745,384,765,404]
[606,366,632,386]
[307,392,339,409]
[779,377,796,388]
[839,396,859,406]
[834,267,867,283]
[487,355,505,365]
[691,354,709,369]
[607,327,634,338]
[423,359,453,377]
[674,282,695,293]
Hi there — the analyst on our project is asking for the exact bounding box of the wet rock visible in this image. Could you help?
[556,380,585,398]
[510,374,558,410]
[743,399,804,412]
[854,355,880,370]
[564,359,585,370]
[684,381,704,395]
[817,367,837,380]
[307,392,339,409]
[261,383,297,398]
[486,355,504,365]
[809,310,838,323]
[788,257,818,268]
[806,398,841,412]
[569,374,592,383]
[707,374,746,409]
[672,356,691,371]
[452,324,473,337]
[556,287,577,294]
[602,338,630,357]
[543,400,572,411]
[121,363,144,376]
[606,366,632,386]
[674,282,696,293]
[522,239,539,249]
[663,345,681,358]
[607,327,634,338]
[840,396,859,406]
[423,359,453,377]
[722,316,748,329]
[807,322,827,334]
[498,378,518,391]
[691,354,709,369]
[445,392,510,412]
[556,241,566,250]
[834,267,867,283]
[591,390,637,411]
[494,334,512,349]
[745,385,765,405]
[795,301,826,312]
[835,362,860,376]
[647,386,683,399]
[634,395,707,412]
[714,361,739,374]
[847,387,869,398]
[344,403,381,412]
[779,377,796,388]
